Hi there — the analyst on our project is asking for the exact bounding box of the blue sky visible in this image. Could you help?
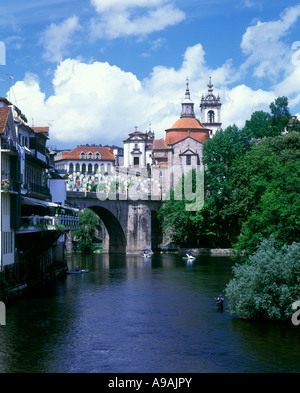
[1,0,300,148]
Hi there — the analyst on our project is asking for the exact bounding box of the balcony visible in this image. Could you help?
[17,213,80,233]
[1,178,20,194]
[1,138,18,154]
[22,182,51,198]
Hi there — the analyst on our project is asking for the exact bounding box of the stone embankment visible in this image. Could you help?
[179,248,234,256]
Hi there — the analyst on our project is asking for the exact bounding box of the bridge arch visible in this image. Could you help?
[66,192,163,254]
[88,205,127,254]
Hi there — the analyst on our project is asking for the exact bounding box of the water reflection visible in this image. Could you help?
[0,253,300,373]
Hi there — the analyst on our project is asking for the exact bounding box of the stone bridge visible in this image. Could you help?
[66,191,163,254]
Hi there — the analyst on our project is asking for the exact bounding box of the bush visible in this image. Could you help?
[225,237,300,321]
[76,240,96,253]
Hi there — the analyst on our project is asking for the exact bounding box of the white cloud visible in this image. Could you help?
[240,0,263,10]
[90,0,164,12]
[89,0,185,39]
[240,5,300,80]
[39,16,82,63]
[9,3,300,150]
[9,42,278,148]
[221,85,275,128]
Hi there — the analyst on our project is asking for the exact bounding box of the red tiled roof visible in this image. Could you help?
[165,130,209,145]
[33,127,49,133]
[153,139,167,150]
[165,116,210,145]
[55,146,115,161]
[0,97,13,106]
[0,107,11,134]
[129,131,147,136]
[167,117,208,131]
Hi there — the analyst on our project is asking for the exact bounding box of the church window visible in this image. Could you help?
[186,155,191,165]
[208,111,215,123]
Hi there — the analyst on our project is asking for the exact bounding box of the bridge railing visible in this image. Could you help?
[66,190,163,201]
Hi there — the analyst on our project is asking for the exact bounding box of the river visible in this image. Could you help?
[0,253,300,373]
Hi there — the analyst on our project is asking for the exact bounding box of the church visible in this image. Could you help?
[122,78,222,190]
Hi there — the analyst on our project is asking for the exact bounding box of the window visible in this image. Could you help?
[88,152,93,159]
[82,163,86,174]
[134,157,139,166]
[80,152,86,159]
[208,110,215,123]
[69,163,74,173]
[2,231,13,255]
[95,152,101,160]
[76,163,80,172]
[88,164,93,174]
[186,155,191,165]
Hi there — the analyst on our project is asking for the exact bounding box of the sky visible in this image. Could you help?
[1,0,300,149]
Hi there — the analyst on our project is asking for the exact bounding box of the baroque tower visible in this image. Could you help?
[200,77,222,136]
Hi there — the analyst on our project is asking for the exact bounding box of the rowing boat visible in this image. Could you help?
[66,269,89,274]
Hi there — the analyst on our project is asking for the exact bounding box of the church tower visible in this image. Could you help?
[200,77,222,136]
[180,79,195,118]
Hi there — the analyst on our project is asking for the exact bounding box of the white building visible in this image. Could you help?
[0,105,18,268]
[54,145,116,176]
[123,127,154,169]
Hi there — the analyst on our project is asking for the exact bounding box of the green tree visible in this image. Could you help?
[230,132,300,255]
[200,124,252,246]
[73,208,102,252]
[225,237,300,321]
[243,110,272,139]
[269,96,291,135]
[157,170,200,246]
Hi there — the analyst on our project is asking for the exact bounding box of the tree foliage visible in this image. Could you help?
[225,237,300,321]
[73,208,102,252]
[157,96,299,255]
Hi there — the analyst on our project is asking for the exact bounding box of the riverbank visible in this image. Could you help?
[178,248,234,256]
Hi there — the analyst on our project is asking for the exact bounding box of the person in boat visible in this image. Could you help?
[75,266,79,271]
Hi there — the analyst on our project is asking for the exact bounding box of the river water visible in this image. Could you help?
[0,253,300,373]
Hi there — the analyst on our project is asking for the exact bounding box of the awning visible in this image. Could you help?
[21,196,59,207]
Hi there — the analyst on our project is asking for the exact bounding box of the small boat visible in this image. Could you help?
[66,269,89,274]
[182,249,195,261]
[141,249,153,258]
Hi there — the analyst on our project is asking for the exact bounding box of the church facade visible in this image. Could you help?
[121,78,222,192]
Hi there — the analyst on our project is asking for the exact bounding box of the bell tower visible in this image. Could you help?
[200,77,222,136]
